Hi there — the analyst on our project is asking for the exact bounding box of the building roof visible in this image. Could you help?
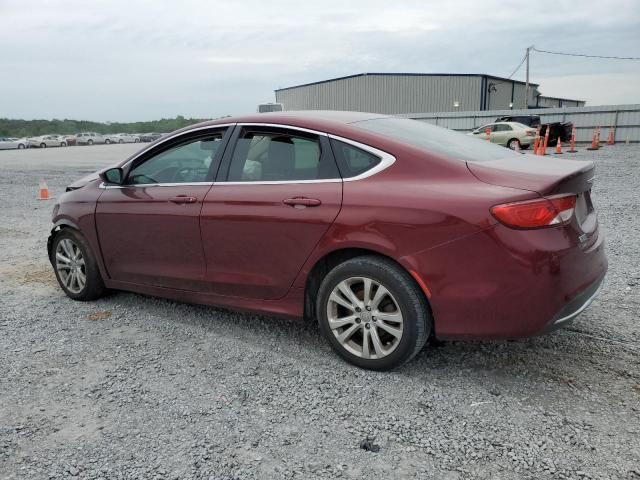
[275,73,540,92]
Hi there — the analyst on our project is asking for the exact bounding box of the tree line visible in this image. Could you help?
[0,115,217,137]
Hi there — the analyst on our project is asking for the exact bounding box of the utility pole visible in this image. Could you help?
[524,45,534,109]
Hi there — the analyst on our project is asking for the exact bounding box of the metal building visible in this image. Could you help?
[274,73,584,114]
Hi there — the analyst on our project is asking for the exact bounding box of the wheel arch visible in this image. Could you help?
[302,247,431,323]
[47,221,81,263]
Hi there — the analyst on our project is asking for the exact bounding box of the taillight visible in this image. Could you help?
[491,195,577,229]
[526,130,534,136]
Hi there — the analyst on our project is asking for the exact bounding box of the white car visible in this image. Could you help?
[0,137,29,150]
[76,132,107,145]
[106,133,140,144]
[468,122,535,150]
[27,135,67,148]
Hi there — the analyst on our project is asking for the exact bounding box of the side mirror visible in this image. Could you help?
[100,167,124,185]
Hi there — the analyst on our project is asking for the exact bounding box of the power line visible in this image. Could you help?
[507,53,527,79]
[532,47,640,61]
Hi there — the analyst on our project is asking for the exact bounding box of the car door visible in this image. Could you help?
[199,125,343,299]
[95,126,232,290]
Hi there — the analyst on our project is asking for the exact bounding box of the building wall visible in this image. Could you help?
[275,75,483,114]
[536,96,586,108]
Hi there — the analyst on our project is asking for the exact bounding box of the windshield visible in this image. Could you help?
[352,117,518,162]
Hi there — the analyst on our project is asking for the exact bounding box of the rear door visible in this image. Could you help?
[200,125,343,299]
[95,126,232,290]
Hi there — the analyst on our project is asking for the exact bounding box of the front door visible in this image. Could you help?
[95,127,231,290]
[200,126,343,299]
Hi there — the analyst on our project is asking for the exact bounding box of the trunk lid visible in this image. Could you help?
[467,156,597,234]
[466,156,595,196]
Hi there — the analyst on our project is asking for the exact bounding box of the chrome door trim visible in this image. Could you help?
[327,134,396,182]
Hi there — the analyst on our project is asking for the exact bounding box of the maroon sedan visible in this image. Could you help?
[48,111,607,370]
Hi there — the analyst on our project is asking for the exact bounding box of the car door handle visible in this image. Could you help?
[169,195,197,204]
[283,197,322,207]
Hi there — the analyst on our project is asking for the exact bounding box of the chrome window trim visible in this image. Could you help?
[99,182,214,189]
[107,122,396,188]
[327,134,396,182]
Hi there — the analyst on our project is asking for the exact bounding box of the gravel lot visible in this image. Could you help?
[1,143,639,480]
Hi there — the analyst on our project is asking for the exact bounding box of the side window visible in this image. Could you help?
[127,133,225,185]
[329,139,381,178]
[227,130,339,182]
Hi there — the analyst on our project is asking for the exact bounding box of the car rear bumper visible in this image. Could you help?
[543,273,604,333]
[412,222,608,340]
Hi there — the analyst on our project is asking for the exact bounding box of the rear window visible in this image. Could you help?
[353,117,518,163]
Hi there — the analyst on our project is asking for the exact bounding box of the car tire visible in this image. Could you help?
[18,144,25,149]
[61,142,67,147]
[40,143,46,148]
[87,139,94,145]
[51,229,107,301]
[105,139,111,144]
[316,255,431,370]
[119,139,124,144]
[507,138,521,150]
[134,138,140,143]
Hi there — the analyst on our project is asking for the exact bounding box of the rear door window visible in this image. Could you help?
[226,129,340,182]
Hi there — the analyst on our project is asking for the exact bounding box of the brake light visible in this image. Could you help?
[491,195,577,229]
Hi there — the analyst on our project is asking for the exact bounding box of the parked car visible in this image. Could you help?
[139,132,163,142]
[107,133,140,144]
[468,122,535,149]
[27,135,66,148]
[76,132,106,145]
[0,137,28,149]
[495,115,572,144]
[59,135,77,146]
[47,112,607,370]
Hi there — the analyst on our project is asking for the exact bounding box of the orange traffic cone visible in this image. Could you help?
[533,126,541,153]
[567,126,577,153]
[606,126,615,145]
[586,128,600,150]
[38,179,52,200]
[554,138,563,154]
[538,125,550,155]
[484,127,491,141]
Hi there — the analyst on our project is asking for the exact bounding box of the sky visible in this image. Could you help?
[1,0,639,122]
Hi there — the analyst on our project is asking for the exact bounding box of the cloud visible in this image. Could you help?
[0,0,638,121]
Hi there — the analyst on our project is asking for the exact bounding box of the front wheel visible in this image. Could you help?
[51,229,107,301]
[87,139,94,145]
[60,142,67,147]
[40,143,46,148]
[18,144,25,149]
[317,256,431,370]
[105,139,111,144]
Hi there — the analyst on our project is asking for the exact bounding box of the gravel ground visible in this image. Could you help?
[1,143,639,480]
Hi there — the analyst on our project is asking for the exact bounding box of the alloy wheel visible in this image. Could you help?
[55,238,87,294]
[326,276,404,359]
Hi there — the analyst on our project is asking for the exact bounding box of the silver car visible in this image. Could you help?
[105,133,141,144]
[468,122,535,150]
[27,135,67,148]
[0,137,28,150]
[76,132,107,145]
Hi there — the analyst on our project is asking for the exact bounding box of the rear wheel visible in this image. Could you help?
[18,144,25,149]
[40,143,46,148]
[60,142,67,147]
[317,256,431,370]
[119,139,124,144]
[87,139,94,145]
[507,138,521,150]
[134,138,140,143]
[51,229,106,301]
[105,139,111,144]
